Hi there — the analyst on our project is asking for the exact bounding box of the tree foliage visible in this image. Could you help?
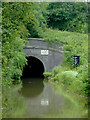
[2,2,48,88]
[47,2,88,33]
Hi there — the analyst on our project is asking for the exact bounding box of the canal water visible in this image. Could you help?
[18,77,87,118]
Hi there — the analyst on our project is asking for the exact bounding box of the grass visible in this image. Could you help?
[41,28,88,97]
[43,72,51,76]
[41,28,88,45]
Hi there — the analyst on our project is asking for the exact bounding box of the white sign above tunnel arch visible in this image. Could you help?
[41,50,49,55]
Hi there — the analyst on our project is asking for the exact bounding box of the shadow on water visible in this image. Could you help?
[20,55,45,98]
[20,78,44,98]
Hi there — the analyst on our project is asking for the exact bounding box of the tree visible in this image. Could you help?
[47,2,88,33]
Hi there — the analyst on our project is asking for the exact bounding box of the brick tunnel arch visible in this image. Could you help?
[22,56,45,78]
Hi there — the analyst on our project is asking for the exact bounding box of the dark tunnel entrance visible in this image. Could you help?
[22,56,45,78]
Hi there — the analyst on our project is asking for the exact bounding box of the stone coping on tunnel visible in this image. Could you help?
[28,38,64,46]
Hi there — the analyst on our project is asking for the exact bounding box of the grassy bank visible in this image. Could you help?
[43,28,88,117]
[50,65,88,97]
[42,28,88,97]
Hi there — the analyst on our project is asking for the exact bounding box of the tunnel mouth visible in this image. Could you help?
[22,56,45,78]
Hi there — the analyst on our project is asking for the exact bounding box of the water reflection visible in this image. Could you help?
[18,78,87,118]
[20,78,44,98]
[19,78,64,117]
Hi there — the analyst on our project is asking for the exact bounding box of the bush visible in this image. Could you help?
[69,79,87,95]
[76,64,88,95]
[51,64,88,96]
[61,71,78,86]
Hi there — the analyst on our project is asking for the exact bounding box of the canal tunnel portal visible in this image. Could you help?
[22,56,45,78]
[23,38,64,77]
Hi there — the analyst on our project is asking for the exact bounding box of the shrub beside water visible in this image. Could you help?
[51,64,88,97]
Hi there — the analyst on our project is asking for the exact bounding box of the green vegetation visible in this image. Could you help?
[41,28,88,96]
[42,27,88,117]
[41,26,88,118]
[40,27,88,97]
[43,28,88,97]
[47,2,88,33]
[2,2,48,117]
[43,72,52,76]
[2,2,88,118]
[43,72,52,80]
[50,65,88,96]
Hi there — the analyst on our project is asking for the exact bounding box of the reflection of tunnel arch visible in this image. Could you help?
[22,56,45,78]
[20,78,44,98]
